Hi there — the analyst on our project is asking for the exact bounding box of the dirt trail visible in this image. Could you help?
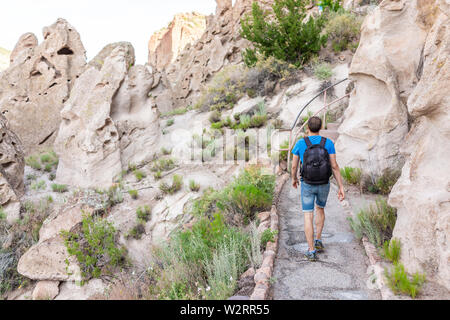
[271,181,381,300]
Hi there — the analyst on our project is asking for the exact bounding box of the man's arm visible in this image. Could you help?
[291,155,300,189]
[329,154,345,201]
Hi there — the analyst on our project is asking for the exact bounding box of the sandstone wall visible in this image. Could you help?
[336,0,449,289]
[148,12,207,71]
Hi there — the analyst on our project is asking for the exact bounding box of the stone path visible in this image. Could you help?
[271,181,381,300]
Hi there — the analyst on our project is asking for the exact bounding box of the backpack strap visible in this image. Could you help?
[304,137,313,148]
[320,137,327,147]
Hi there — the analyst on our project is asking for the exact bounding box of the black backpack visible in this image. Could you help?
[300,137,332,185]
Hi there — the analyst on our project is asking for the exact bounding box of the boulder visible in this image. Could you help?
[17,235,82,281]
[32,281,60,300]
[54,43,160,189]
[17,204,93,281]
[0,19,87,154]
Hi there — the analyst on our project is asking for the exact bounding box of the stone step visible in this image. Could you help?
[326,122,340,131]
[320,129,339,142]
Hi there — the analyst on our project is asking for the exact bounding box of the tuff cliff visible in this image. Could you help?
[336,0,449,289]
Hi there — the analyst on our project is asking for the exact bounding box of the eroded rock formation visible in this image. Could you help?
[149,0,273,113]
[0,19,87,155]
[0,113,24,224]
[389,0,450,289]
[336,0,449,289]
[54,43,160,189]
[148,12,207,71]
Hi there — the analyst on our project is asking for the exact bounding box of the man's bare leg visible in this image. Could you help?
[304,211,315,251]
[315,207,325,240]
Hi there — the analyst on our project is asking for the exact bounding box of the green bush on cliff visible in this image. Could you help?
[61,213,127,283]
[241,0,327,67]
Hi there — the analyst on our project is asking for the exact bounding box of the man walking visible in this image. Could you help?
[291,116,345,261]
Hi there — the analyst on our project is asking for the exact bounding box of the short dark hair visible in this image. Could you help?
[308,116,322,133]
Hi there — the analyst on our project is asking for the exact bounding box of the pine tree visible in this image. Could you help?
[240,0,327,67]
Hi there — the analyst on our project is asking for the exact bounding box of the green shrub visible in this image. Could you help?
[383,238,401,265]
[313,62,334,80]
[127,223,146,240]
[239,114,252,130]
[102,185,124,210]
[128,189,138,200]
[349,198,397,248]
[1,198,52,297]
[51,183,68,193]
[154,171,162,180]
[26,174,37,181]
[151,158,176,173]
[160,107,189,118]
[128,163,137,172]
[31,180,46,191]
[365,169,401,195]
[25,155,42,170]
[217,167,275,224]
[134,170,146,182]
[189,180,201,192]
[161,147,172,155]
[319,0,342,12]
[246,222,263,269]
[166,119,175,127]
[61,213,127,282]
[211,121,224,130]
[260,229,278,249]
[341,167,362,185]
[136,205,151,222]
[324,9,362,53]
[147,167,275,300]
[148,213,250,300]
[160,175,183,195]
[241,0,327,67]
[384,263,426,299]
[204,232,249,300]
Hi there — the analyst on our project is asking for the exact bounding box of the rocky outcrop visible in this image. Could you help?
[0,113,24,224]
[54,42,160,189]
[336,0,449,289]
[0,47,10,71]
[335,0,430,175]
[0,19,87,154]
[148,12,207,71]
[389,0,450,290]
[149,0,273,113]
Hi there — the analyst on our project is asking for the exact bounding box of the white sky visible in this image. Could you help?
[0,0,217,64]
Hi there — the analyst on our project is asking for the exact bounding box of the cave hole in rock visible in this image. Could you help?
[57,47,74,55]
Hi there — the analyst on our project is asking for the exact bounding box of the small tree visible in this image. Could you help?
[241,0,327,67]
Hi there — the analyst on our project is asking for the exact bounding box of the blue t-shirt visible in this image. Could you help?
[292,136,336,163]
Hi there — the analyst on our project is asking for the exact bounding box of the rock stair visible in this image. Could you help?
[320,122,340,143]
